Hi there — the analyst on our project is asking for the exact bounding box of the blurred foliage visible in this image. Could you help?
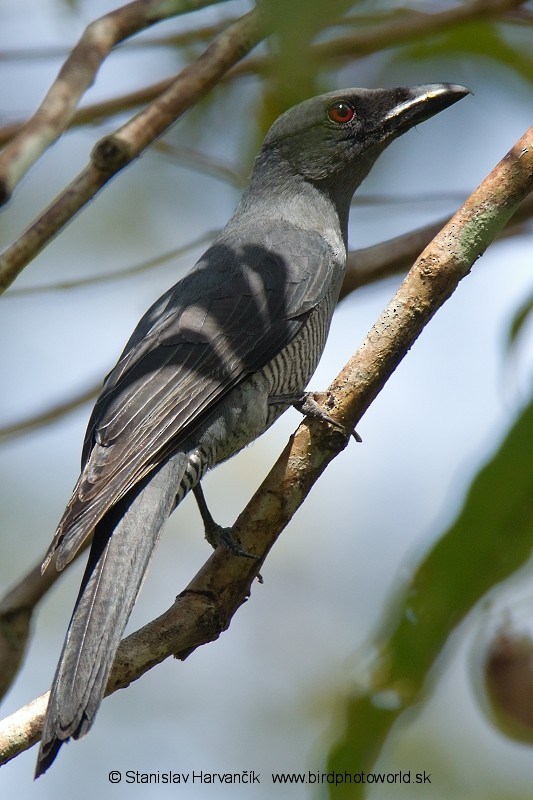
[326,396,533,799]
[249,0,533,155]
[261,0,355,111]
[1,0,532,791]
[507,287,533,351]
[247,4,533,792]
[404,20,533,83]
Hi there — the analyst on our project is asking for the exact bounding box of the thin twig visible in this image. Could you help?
[0,547,88,701]
[229,0,527,78]
[152,142,245,187]
[0,78,178,148]
[1,120,531,766]
[0,384,100,443]
[342,191,533,296]
[0,1,525,149]
[1,195,529,698]
[3,230,217,297]
[2,194,532,442]
[0,19,234,63]
[0,9,264,294]
[314,0,526,60]
[0,0,230,203]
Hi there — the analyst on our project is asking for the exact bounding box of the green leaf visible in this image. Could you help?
[326,396,533,799]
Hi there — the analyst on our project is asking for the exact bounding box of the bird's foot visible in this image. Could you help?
[205,520,256,559]
[269,391,362,442]
[193,484,256,559]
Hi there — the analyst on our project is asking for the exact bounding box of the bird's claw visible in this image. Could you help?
[269,391,362,442]
[193,484,256,559]
[204,520,256,560]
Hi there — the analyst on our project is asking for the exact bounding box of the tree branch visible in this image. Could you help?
[313,0,527,62]
[1,120,531,767]
[229,0,527,79]
[0,8,264,295]
[342,190,533,296]
[0,385,100,443]
[0,0,231,203]
[0,1,524,149]
[0,77,178,148]
[0,18,235,64]
[2,230,217,298]
[0,548,84,703]
[1,192,531,445]
[0,0,525,293]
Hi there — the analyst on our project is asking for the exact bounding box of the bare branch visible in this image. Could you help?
[3,230,217,297]
[1,192,529,704]
[0,9,264,294]
[0,384,100,443]
[342,191,533,295]
[1,120,531,767]
[0,546,87,703]
[0,0,231,203]
[313,0,527,61]
[89,14,262,168]
[229,0,528,79]
[0,0,525,149]
[0,696,46,759]
[505,7,533,24]
[328,128,533,434]
[152,142,246,187]
[0,77,177,148]
[0,18,234,63]
[1,193,531,440]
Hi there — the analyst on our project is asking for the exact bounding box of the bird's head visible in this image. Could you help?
[259,83,469,213]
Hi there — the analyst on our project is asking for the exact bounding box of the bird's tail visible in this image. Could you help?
[35,454,188,778]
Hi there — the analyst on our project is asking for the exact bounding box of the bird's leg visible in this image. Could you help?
[268,391,362,442]
[192,484,256,559]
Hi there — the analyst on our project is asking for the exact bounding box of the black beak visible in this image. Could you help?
[383,83,470,133]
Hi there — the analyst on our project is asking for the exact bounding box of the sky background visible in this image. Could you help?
[1,1,532,798]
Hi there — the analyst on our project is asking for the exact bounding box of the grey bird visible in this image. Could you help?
[35,83,468,776]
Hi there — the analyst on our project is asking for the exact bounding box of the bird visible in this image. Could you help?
[35,83,468,777]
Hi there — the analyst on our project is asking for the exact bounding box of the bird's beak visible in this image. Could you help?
[382,83,470,132]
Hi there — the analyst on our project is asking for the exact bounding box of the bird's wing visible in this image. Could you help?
[45,222,342,570]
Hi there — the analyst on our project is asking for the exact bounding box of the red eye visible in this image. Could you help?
[327,101,355,124]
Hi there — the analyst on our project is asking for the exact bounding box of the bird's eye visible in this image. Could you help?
[327,101,355,124]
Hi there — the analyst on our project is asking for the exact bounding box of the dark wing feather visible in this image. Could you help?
[45,222,340,569]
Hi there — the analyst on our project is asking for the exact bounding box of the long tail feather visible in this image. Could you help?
[35,454,187,778]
